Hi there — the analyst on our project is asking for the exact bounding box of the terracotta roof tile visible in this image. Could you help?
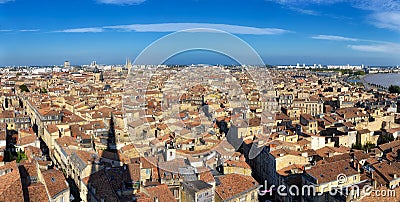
[0,161,24,201]
[27,183,48,202]
[42,169,69,199]
[145,184,176,202]
[215,174,258,201]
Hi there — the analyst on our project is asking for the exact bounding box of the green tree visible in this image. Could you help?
[378,134,395,145]
[353,71,366,76]
[16,152,27,163]
[363,142,376,151]
[388,85,400,94]
[352,143,362,150]
[19,84,30,92]
[352,142,375,151]
[40,88,48,93]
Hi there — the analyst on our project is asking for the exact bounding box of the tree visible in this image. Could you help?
[388,85,400,94]
[19,84,30,92]
[363,142,376,151]
[353,71,366,76]
[16,152,27,163]
[352,143,362,150]
[378,134,395,145]
[352,142,375,151]
[40,88,48,93]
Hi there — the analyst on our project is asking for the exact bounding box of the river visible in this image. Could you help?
[363,73,400,87]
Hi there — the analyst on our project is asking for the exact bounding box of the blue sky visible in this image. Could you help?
[0,0,400,66]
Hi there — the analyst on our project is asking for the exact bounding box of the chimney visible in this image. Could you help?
[356,162,360,172]
[371,171,377,188]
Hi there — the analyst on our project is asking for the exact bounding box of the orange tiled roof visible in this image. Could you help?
[215,174,258,201]
[145,184,176,202]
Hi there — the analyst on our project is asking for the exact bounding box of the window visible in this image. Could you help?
[30,176,37,183]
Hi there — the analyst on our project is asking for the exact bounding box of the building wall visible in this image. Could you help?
[304,173,361,193]
[223,166,252,176]
[276,155,308,171]
[50,189,70,202]
[195,188,214,202]
[311,136,325,150]
[215,187,258,202]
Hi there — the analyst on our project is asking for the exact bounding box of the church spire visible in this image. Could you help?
[126,57,132,69]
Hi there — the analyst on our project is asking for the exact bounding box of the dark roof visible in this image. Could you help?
[182,180,212,192]
[306,160,358,184]
[41,169,69,199]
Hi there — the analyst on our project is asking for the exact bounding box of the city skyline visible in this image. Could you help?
[1,0,400,66]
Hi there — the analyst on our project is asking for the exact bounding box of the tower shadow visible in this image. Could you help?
[84,112,136,202]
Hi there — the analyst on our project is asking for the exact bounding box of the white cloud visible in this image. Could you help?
[19,29,40,32]
[267,0,345,5]
[267,0,349,17]
[268,0,400,32]
[287,6,319,15]
[370,11,400,31]
[312,33,400,54]
[351,0,400,12]
[268,0,400,9]
[96,0,146,5]
[351,1,400,32]
[0,0,14,4]
[55,23,289,35]
[0,29,40,32]
[103,23,289,35]
[312,35,359,41]
[55,28,104,33]
[348,43,400,54]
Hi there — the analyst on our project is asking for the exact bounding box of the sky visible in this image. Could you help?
[0,0,400,66]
